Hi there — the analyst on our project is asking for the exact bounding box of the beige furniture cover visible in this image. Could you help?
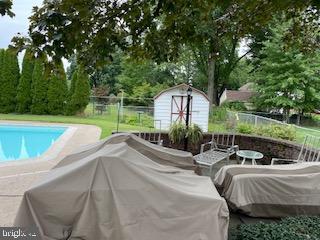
[15,134,229,240]
[214,163,320,217]
[55,133,196,170]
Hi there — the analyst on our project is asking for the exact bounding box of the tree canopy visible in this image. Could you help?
[0,0,14,17]
[29,0,319,105]
[253,20,320,119]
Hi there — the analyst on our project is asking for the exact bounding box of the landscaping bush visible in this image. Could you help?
[47,61,68,115]
[66,66,90,115]
[168,122,187,144]
[186,124,203,145]
[222,101,247,111]
[122,114,154,128]
[230,216,320,240]
[235,122,296,141]
[0,49,20,113]
[16,49,34,113]
[210,106,228,122]
[236,123,254,134]
[255,124,296,141]
[31,59,48,114]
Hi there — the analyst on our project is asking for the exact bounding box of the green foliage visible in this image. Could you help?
[117,57,174,105]
[229,60,254,89]
[210,106,228,122]
[0,49,20,113]
[186,124,203,145]
[68,70,77,100]
[16,49,35,113]
[47,60,68,115]
[230,216,320,240]
[0,49,4,87]
[168,122,203,145]
[66,54,77,81]
[236,122,296,141]
[168,122,187,144]
[0,0,14,17]
[66,66,90,115]
[29,1,319,106]
[255,125,296,141]
[89,51,123,93]
[236,123,254,134]
[130,82,169,106]
[222,101,247,111]
[121,114,154,128]
[31,59,48,114]
[254,20,320,115]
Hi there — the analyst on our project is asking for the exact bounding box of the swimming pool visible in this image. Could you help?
[0,125,66,162]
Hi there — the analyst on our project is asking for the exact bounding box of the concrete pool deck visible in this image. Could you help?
[0,120,101,226]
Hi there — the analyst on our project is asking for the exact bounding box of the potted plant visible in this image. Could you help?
[186,124,203,145]
[168,122,203,151]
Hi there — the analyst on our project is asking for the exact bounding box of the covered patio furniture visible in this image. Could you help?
[214,163,320,218]
[194,133,239,176]
[271,135,320,165]
[138,131,163,146]
[55,133,195,171]
[15,134,229,240]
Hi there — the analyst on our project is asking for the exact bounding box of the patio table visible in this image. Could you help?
[237,150,263,165]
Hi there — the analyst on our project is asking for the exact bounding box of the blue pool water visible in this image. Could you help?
[0,125,66,162]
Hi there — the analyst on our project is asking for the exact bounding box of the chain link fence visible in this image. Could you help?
[85,96,162,133]
[227,111,320,140]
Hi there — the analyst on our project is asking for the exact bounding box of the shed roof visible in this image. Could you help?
[225,90,254,102]
[154,83,210,101]
[239,82,255,91]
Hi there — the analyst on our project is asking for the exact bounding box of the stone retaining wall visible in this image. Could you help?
[133,132,303,165]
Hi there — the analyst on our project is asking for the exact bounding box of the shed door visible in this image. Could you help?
[171,95,192,124]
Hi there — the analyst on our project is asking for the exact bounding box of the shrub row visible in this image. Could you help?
[0,48,90,115]
[236,123,296,141]
[230,216,320,240]
[121,114,154,128]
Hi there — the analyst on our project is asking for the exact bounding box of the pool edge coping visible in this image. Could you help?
[0,122,78,167]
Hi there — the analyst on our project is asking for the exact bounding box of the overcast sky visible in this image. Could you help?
[0,0,43,49]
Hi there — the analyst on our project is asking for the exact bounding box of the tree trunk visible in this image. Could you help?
[207,52,217,107]
[283,108,290,123]
[296,112,301,125]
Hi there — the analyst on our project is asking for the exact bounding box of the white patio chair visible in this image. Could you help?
[194,133,239,176]
[271,135,320,165]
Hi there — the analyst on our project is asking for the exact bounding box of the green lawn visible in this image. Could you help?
[0,114,228,139]
[0,113,148,139]
[295,126,320,143]
[0,111,319,145]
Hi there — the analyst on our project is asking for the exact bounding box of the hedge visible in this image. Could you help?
[65,66,90,115]
[16,49,34,113]
[47,60,68,115]
[31,59,48,114]
[230,216,320,240]
[0,49,20,113]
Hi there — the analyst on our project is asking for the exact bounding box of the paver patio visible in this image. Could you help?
[0,121,101,226]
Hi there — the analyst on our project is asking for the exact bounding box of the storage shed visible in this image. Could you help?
[154,84,210,132]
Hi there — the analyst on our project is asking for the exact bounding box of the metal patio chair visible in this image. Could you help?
[194,133,239,176]
[271,135,320,165]
[138,131,163,146]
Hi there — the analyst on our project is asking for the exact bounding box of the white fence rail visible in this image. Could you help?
[228,111,320,136]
